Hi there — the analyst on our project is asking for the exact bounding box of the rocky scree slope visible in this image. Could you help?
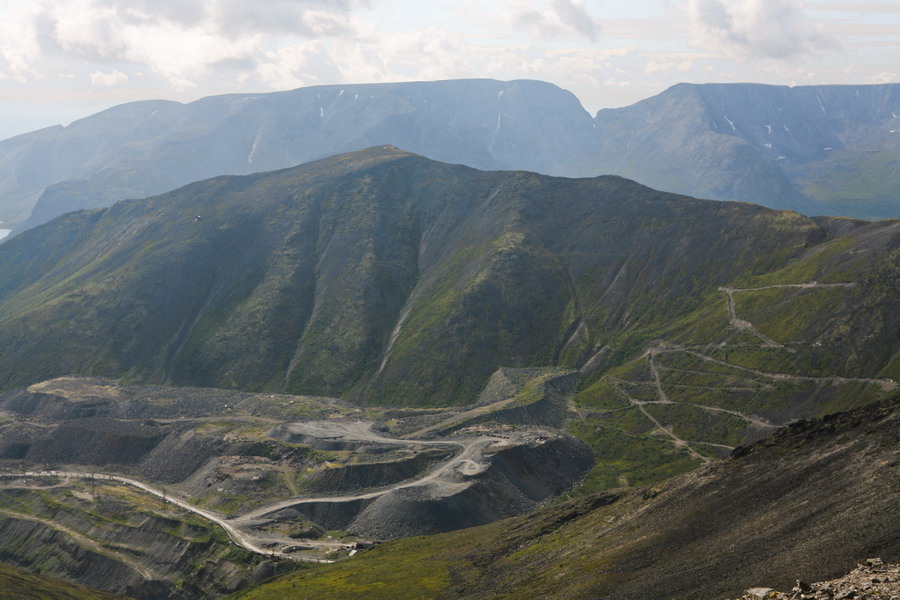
[0,146,896,407]
[0,561,125,600]
[0,375,593,543]
[228,396,900,600]
[0,477,294,599]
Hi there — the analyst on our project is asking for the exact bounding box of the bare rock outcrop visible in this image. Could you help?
[735,559,900,600]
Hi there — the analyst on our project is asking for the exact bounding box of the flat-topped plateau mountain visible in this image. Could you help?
[0,78,600,233]
[1,79,898,235]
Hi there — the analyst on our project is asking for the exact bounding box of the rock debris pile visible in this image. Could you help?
[735,559,899,600]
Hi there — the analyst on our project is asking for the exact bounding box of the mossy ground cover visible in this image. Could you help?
[0,561,123,600]
[567,420,701,491]
[231,530,468,600]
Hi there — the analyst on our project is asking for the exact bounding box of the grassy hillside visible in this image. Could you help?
[0,147,895,412]
[0,561,125,600]
[568,215,899,489]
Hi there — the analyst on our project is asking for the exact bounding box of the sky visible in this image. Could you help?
[0,0,898,140]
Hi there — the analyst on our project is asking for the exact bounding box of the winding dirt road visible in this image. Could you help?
[0,422,508,564]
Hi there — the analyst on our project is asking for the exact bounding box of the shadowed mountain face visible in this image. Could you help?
[1,80,899,235]
[0,79,600,232]
[0,147,896,407]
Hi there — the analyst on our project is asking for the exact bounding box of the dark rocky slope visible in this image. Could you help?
[229,396,900,600]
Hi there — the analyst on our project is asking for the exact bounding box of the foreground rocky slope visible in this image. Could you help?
[732,558,900,600]
[230,396,900,600]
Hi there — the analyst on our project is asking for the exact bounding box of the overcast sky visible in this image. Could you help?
[0,0,898,140]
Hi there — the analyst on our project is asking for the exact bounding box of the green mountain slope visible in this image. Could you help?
[227,397,900,600]
[0,147,896,411]
[0,561,125,600]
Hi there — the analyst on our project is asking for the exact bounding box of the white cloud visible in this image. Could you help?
[257,26,475,89]
[0,2,42,80]
[212,0,361,38]
[257,40,342,90]
[511,0,601,41]
[644,58,694,75]
[869,71,898,84]
[0,0,367,89]
[687,0,838,59]
[89,68,128,86]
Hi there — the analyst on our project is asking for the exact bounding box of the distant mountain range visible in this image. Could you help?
[0,79,600,233]
[0,79,898,235]
[0,147,895,409]
[596,82,900,219]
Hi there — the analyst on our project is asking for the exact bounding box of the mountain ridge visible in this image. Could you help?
[0,146,895,411]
